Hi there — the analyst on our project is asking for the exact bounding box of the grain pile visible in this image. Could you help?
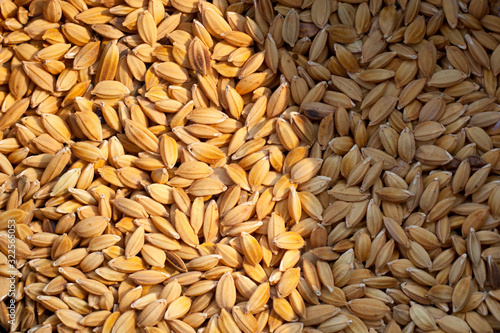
[1,0,500,331]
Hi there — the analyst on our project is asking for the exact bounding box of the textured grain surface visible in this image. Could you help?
[1,0,500,332]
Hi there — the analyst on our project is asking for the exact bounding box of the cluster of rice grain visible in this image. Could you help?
[0,0,500,332]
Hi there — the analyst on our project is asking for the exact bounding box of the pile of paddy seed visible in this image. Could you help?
[1,0,500,332]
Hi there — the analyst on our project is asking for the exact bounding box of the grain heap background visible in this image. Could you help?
[1,0,500,332]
